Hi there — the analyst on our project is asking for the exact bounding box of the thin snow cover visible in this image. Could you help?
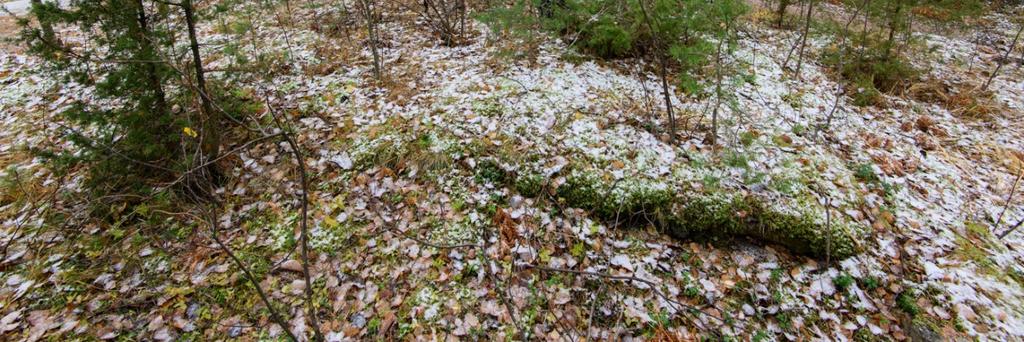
[4,1,1024,339]
[299,9,1024,337]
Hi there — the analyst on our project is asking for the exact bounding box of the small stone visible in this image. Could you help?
[279,260,304,273]
[186,303,201,320]
[289,280,306,295]
[906,320,942,341]
[350,313,366,328]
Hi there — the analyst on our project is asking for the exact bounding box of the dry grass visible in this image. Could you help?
[989,144,1024,176]
[0,16,24,53]
[909,78,1004,120]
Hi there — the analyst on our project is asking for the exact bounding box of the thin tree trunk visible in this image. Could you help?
[244,4,261,66]
[856,4,869,66]
[134,0,168,118]
[131,0,177,160]
[709,33,726,146]
[794,0,814,77]
[270,112,326,342]
[984,22,1024,91]
[995,169,1023,230]
[1000,217,1024,239]
[884,0,902,59]
[658,56,677,143]
[775,0,790,28]
[31,0,56,44]
[182,0,220,161]
[358,0,383,80]
[208,206,299,342]
[900,6,913,57]
[822,0,869,131]
[636,0,675,143]
[1017,44,1024,70]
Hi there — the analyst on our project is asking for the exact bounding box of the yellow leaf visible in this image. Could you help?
[323,216,338,228]
[345,84,357,93]
[183,127,198,138]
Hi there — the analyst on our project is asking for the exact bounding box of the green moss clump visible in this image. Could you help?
[545,166,860,259]
[897,291,921,316]
[349,132,409,171]
[664,194,858,258]
[475,159,507,185]
[834,273,855,293]
[514,173,545,198]
[557,170,608,213]
[556,169,674,219]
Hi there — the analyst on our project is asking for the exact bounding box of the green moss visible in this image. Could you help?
[723,151,750,169]
[791,124,807,136]
[475,159,507,185]
[739,131,758,146]
[834,273,855,293]
[1007,267,1024,286]
[860,276,881,291]
[853,163,879,183]
[897,291,921,316]
[546,166,859,259]
[514,173,545,198]
[772,134,793,148]
[851,81,884,107]
[954,234,999,277]
[782,92,804,109]
[665,194,858,258]
[966,221,993,240]
[853,328,876,342]
[471,96,504,117]
[349,131,409,171]
[770,176,800,195]
[426,215,481,246]
[557,170,603,209]
[556,168,674,219]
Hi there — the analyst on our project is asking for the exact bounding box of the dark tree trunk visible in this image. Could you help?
[709,34,725,146]
[985,22,1024,90]
[636,0,676,143]
[884,0,902,59]
[358,0,382,80]
[658,56,677,143]
[134,0,168,118]
[130,0,178,160]
[794,0,814,77]
[539,0,565,18]
[775,0,790,28]
[182,0,220,161]
[32,0,57,44]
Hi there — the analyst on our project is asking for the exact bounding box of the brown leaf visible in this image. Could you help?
[279,260,304,273]
[915,115,936,132]
[343,324,361,337]
[915,133,938,151]
[493,208,517,244]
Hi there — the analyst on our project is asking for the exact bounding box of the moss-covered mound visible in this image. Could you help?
[666,195,857,259]
[343,125,861,259]
[519,166,860,259]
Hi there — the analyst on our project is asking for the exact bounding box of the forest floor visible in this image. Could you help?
[2,1,1024,341]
